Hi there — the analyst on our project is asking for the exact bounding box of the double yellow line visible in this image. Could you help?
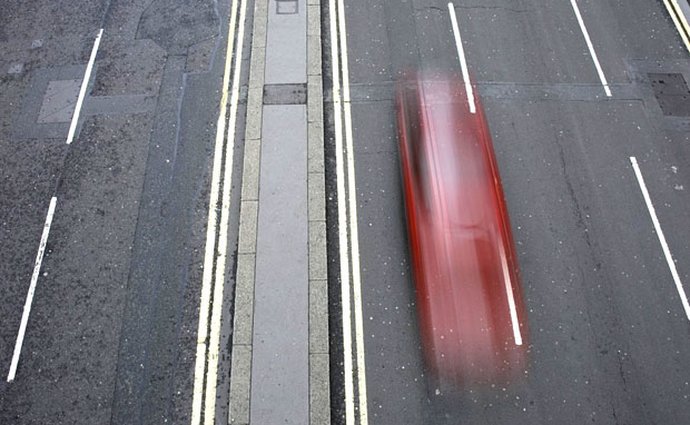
[328,0,370,423]
[191,0,248,423]
[662,0,690,52]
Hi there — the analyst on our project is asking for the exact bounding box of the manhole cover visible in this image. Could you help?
[649,73,690,117]
[263,83,307,105]
[276,0,298,14]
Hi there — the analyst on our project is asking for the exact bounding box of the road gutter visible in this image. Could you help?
[191,0,246,421]
[661,0,690,52]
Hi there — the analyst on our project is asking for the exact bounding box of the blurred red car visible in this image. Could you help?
[396,74,528,385]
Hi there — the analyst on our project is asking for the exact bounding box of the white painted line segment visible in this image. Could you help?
[336,0,370,420]
[190,0,240,422]
[66,29,103,145]
[328,0,356,421]
[630,157,690,321]
[203,0,248,421]
[8,197,57,382]
[569,0,612,97]
[448,3,476,114]
[499,244,523,345]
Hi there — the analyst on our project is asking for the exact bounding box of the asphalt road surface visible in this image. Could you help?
[0,1,247,423]
[330,0,690,423]
[1,0,690,424]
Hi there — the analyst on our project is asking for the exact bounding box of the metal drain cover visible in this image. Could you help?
[649,73,690,117]
[263,83,307,105]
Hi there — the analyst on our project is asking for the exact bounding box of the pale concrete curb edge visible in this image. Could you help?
[228,0,267,422]
[307,0,331,424]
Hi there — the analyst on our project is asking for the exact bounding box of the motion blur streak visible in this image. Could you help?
[396,73,529,387]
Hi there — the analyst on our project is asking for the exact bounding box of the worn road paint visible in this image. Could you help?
[8,197,58,382]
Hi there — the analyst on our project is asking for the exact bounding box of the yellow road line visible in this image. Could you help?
[202,0,249,421]
[191,0,240,423]
[327,0,355,421]
[662,0,690,52]
[335,0,370,419]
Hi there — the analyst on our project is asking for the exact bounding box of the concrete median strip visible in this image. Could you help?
[228,0,330,424]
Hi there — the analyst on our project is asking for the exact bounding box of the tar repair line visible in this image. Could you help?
[330,0,370,422]
[569,0,612,97]
[190,0,244,421]
[448,3,476,114]
[7,197,57,382]
[630,157,690,321]
[66,29,103,145]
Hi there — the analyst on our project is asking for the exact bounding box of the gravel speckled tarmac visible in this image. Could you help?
[0,1,246,423]
[327,0,690,423]
[2,0,690,424]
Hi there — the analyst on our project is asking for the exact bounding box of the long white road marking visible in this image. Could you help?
[569,0,612,97]
[630,157,690,321]
[66,29,103,145]
[336,0,369,420]
[499,244,523,346]
[448,3,476,114]
[8,197,58,382]
[190,0,241,422]
[328,0,356,421]
[202,0,247,421]
[448,3,521,342]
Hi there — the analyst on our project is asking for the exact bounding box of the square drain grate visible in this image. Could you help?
[276,0,298,14]
[649,73,690,117]
[263,83,307,105]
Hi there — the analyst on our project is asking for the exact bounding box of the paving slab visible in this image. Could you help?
[265,0,307,84]
[251,104,309,424]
